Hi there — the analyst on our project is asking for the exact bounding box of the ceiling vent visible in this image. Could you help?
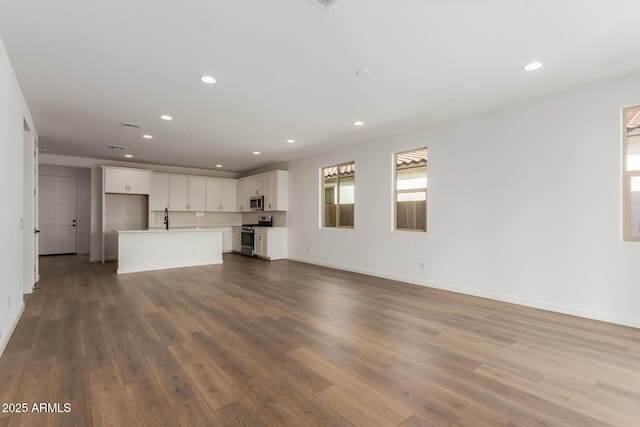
[108,145,126,150]
[121,122,141,129]
[310,0,339,9]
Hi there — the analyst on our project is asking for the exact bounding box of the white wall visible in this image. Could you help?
[0,37,37,354]
[288,72,640,328]
[38,165,92,254]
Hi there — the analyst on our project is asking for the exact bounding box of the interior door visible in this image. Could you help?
[39,175,77,255]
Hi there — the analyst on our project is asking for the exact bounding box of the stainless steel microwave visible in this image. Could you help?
[250,195,264,211]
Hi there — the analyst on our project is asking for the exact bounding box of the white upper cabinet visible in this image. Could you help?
[169,175,206,211]
[169,175,189,211]
[188,176,206,211]
[104,167,150,194]
[206,178,237,212]
[237,178,252,211]
[206,178,222,211]
[149,173,170,210]
[128,170,150,194]
[220,179,237,212]
[104,168,128,193]
[262,170,288,211]
[255,176,265,198]
[236,170,288,211]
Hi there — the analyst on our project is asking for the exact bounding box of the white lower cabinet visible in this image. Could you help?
[222,228,232,253]
[253,227,287,260]
[232,227,242,252]
[254,230,266,258]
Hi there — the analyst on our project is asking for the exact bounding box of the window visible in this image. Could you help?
[395,148,427,231]
[322,161,355,228]
[624,106,640,241]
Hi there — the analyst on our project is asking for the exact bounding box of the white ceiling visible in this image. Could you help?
[2,0,640,173]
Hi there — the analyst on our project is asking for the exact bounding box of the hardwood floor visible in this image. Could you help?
[1,254,639,426]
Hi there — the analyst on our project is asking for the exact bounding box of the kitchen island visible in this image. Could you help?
[116,228,224,274]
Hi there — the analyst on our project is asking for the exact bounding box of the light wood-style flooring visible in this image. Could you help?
[1,254,639,426]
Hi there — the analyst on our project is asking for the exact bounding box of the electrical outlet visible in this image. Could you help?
[419,261,426,270]
[0,328,3,340]
[306,246,310,253]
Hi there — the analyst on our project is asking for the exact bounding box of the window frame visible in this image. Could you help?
[394,147,427,232]
[623,105,640,242]
[321,161,355,229]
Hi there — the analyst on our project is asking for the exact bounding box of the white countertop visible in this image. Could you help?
[115,227,227,234]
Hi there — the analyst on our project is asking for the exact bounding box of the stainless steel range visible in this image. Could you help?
[240,215,272,257]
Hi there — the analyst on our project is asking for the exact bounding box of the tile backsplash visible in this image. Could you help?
[241,211,288,227]
[150,210,242,228]
[150,210,288,228]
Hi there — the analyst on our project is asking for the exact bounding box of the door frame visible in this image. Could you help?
[23,121,37,293]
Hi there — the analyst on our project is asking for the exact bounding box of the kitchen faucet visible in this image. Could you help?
[164,207,169,230]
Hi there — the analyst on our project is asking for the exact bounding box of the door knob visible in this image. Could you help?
[34,228,40,234]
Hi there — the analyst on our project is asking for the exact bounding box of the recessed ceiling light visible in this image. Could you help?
[200,75,217,84]
[356,69,370,77]
[353,121,364,126]
[216,164,222,168]
[142,134,153,139]
[253,151,261,155]
[286,139,295,144]
[160,114,173,121]
[125,154,133,158]
[522,62,543,71]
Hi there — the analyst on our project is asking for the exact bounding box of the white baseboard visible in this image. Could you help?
[0,302,25,357]
[287,257,640,329]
